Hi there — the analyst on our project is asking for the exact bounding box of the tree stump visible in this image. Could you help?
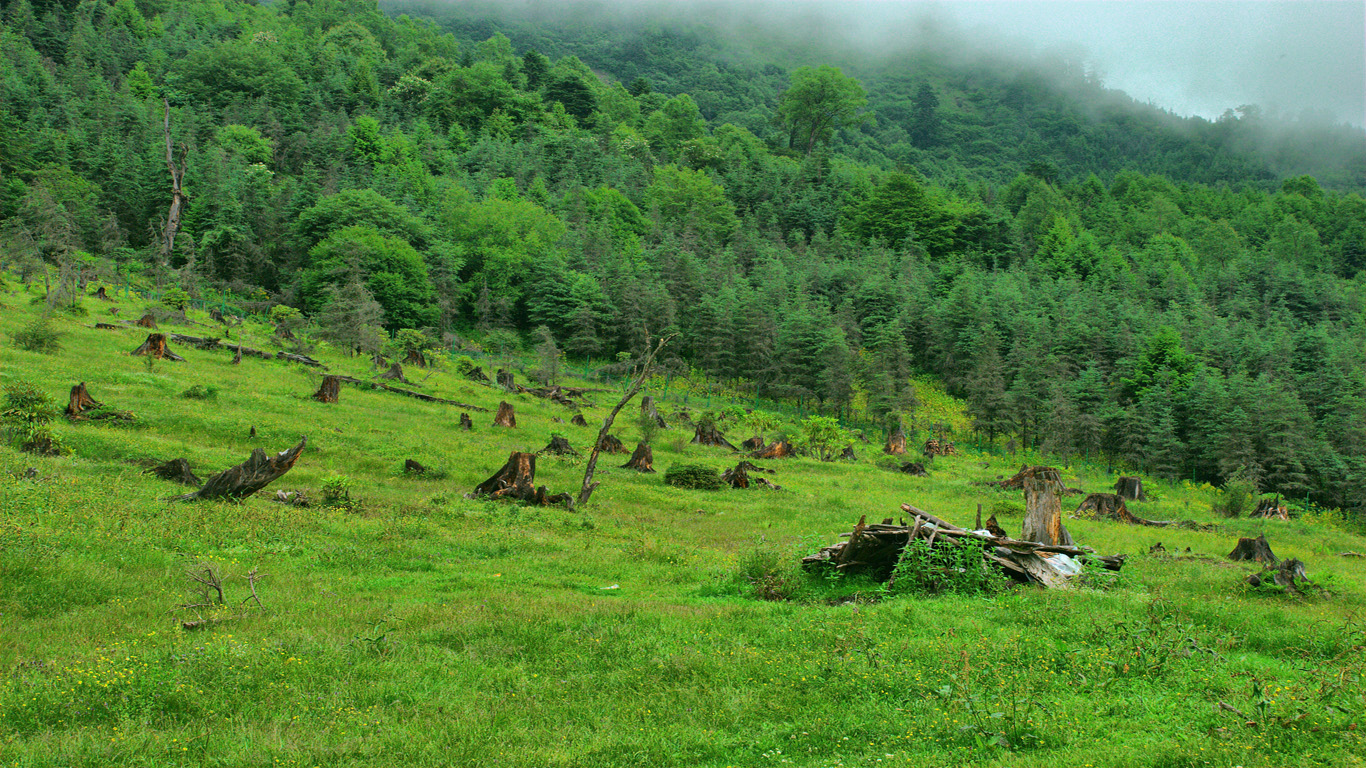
[640,395,667,428]
[464,366,491,385]
[721,463,751,489]
[149,458,201,486]
[840,446,857,461]
[64,382,102,419]
[1229,534,1278,564]
[1250,495,1289,520]
[1073,493,1170,526]
[740,436,764,451]
[459,413,473,430]
[493,401,516,427]
[691,420,737,450]
[622,443,655,472]
[471,451,574,507]
[751,440,794,459]
[174,438,307,502]
[231,346,242,365]
[404,459,427,475]
[571,413,589,427]
[1021,466,1075,546]
[897,462,928,476]
[313,376,341,403]
[1114,476,1146,501]
[983,514,1008,538]
[132,333,185,361]
[496,368,516,391]
[997,465,1057,490]
[596,434,628,454]
[93,286,110,301]
[136,312,158,329]
[276,325,296,341]
[378,362,409,383]
[539,436,580,456]
[209,307,223,322]
[403,349,427,368]
[884,424,907,455]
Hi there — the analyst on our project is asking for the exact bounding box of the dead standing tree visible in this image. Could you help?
[884,423,907,455]
[161,98,188,271]
[577,334,676,506]
[1021,466,1075,547]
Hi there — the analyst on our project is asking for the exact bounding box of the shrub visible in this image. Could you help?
[180,384,220,401]
[1213,477,1255,518]
[320,475,357,509]
[885,538,1010,597]
[664,464,722,490]
[12,316,64,354]
[735,540,803,601]
[1,381,62,454]
[162,286,191,311]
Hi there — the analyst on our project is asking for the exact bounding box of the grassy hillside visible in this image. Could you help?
[2,285,1365,767]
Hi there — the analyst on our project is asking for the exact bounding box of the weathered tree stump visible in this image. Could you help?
[209,307,223,323]
[539,435,580,456]
[692,420,737,450]
[149,458,201,486]
[275,325,296,341]
[1021,466,1075,547]
[404,459,427,475]
[997,465,1057,490]
[1114,476,1146,501]
[132,333,185,361]
[459,412,473,430]
[983,514,1008,538]
[378,362,409,383]
[640,395,667,428]
[751,440,794,459]
[231,346,242,365]
[1229,534,1278,564]
[571,413,589,427]
[496,368,516,391]
[403,349,427,368]
[1250,495,1289,520]
[721,463,751,489]
[174,438,307,502]
[136,312,158,329]
[93,286,110,301]
[312,376,341,404]
[884,424,907,455]
[64,382,102,419]
[923,438,958,456]
[622,443,655,472]
[740,436,764,451]
[471,451,574,507]
[464,365,491,385]
[840,446,857,461]
[493,401,516,427]
[1246,558,1314,593]
[595,433,628,454]
[1074,493,1170,526]
[897,461,928,476]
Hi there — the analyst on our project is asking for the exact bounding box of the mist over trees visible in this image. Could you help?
[2,0,1366,514]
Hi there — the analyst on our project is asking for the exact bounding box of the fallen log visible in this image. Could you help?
[173,438,307,502]
[622,443,655,472]
[162,333,325,368]
[470,451,574,508]
[493,401,516,427]
[325,376,488,411]
[131,333,185,361]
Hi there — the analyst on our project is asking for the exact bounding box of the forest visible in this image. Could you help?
[3,0,1366,514]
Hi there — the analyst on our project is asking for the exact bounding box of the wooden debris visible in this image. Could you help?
[571,413,589,427]
[641,395,667,429]
[721,461,782,490]
[464,365,492,385]
[692,420,737,450]
[163,333,324,368]
[995,465,1057,490]
[1021,466,1075,547]
[983,514,1007,538]
[93,286,111,301]
[403,349,427,368]
[327,375,487,410]
[539,436,580,457]
[131,333,185,361]
[470,451,574,508]
[1229,534,1277,564]
[404,459,427,475]
[595,433,628,454]
[459,413,473,430]
[741,436,764,451]
[136,313,158,329]
[1249,495,1289,520]
[884,424,907,455]
[209,307,223,323]
[148,458,202,486]
[1114,476,1146,501]
[839,446,857,461]
[1073,493,1172,526]
[1245,558,1316,594]
[622,443,655,472]
[313,375,341,404]
[750,439,794,459]
[173,438,307,502]
[378,362,409,383]
[493,401,516,427]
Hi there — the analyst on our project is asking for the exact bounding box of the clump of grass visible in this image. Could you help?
[11,315,63,354]
[734,539,803,601]
[180,384,219,401]
[664,463,721,490]
[1213,477,1255,518]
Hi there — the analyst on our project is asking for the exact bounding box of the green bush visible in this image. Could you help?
[320,475,356,509]
[11,316,64,354]
[180,384,219,401]
[734,540,802,601]
[1213,478,1255,518]
[1,381,62,454]
[885,538,1010,597]
[162,286,191,311]
[664,464,722,490]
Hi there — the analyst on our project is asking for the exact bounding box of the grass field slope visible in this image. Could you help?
[2,284,1365,768]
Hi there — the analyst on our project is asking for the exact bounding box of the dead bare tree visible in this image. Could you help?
[161,98,188,270]
[577,333,676,507]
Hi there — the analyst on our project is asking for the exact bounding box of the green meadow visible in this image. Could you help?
[2,286,1364,768]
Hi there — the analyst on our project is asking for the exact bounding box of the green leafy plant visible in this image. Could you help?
[11,315,64,354]
[1,381,62,455]
[885,538,1010,597]
[161,286,191,311]
[734,539,802,601]
[320,474,357,510]
[663,464,721,490]
[180,384,219,401]
[1213,474,1256,518]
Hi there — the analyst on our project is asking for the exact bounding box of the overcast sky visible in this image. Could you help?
[824,0,1366,126]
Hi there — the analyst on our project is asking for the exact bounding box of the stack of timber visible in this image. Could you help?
[802,503,1125,590]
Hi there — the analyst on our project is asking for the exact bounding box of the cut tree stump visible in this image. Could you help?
[496,368,516,391]
[983,514,1008,538]
[403,349,427,368]
[896,462,928,476]
[136,313,158,329]
[884,424,907,455]
[721,461,782,490]
[209,307,223,323]
[464,366,491,385]
[740,436,764,451]
[692,421,737,450]
[459,413,473,430]
[840,446,857,461]
[378,362,409,383]
[595,433,628,454]
[996,465,1059,490]
[131,333,185,361]
[1073,493,1171,526]
[539,436,580,456]
[1250,495,1289,520]
[571,413,589,427]
[471,451,574,507]
[750,439,793,459]
[148,458,201,486]
[93,286,110,301]
[173,438,307,502]
[64,382,102,419]
[1229,534,1278,564]
[1245,558,1315,594]
[231,347,242,365]
[313,376,341,404]
[640,395,667,429]
[622,443,655,472]
[404,459,427,475]
[1021,466,1075,547]
[493,401,516,427]
[1115,476,1146,501]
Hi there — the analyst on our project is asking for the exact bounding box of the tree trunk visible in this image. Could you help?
[884,424,907,455]
[472,451,574,508]
[136,313,158,329]
[692,421,737,450]
[577,334,675,506]
[149,458,202,486]
[640,395,667,428]
[132,333,185,361]
[231,346,242,365]
[313,375,341,404]
[174,438,307,502]
[539,436,579,456]
[622,443,655,472]
[493,401,516,427]
[93,286,110,301]
[378,362,408,383]
[496,368,516,391]
[1021,466,1075,546]
[1114,476,1146,501]
[1229,534,1278,564]
[64,382,102,419]
[162,98,188,265]
[571,413,588,427]
[751,439,793,459]
[459,412,473,430]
